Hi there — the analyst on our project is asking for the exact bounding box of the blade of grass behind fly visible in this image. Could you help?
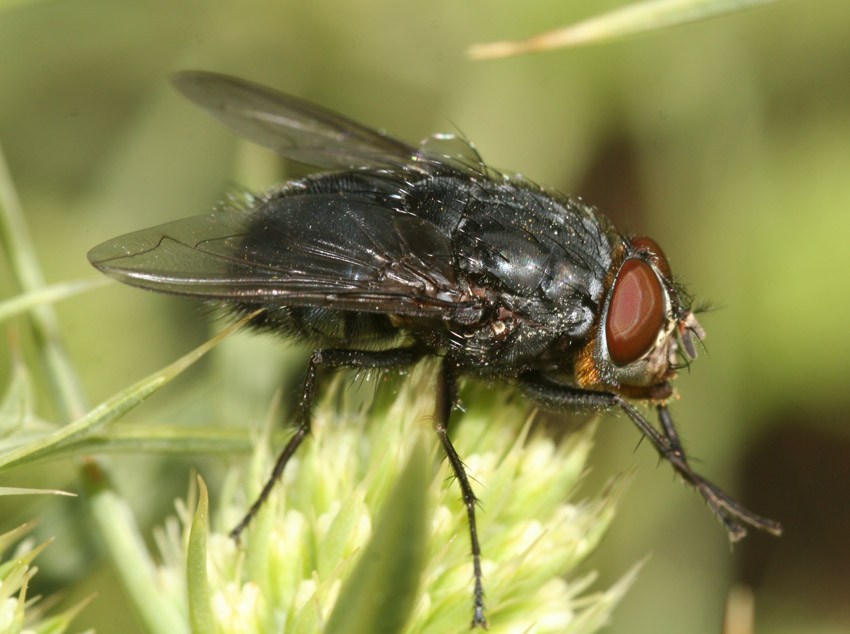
[0,142,87,422]
[0,140,255,634]
[0,312,257,473]
[0,277,110,324]
[13,422,261,464]
[468,0,782,59]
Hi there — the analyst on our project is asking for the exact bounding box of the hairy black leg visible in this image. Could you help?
[656,404,782,537]
[435,362,487,629]
[520,372,782,540]
[230,346,425,542]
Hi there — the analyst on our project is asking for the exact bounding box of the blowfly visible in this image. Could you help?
[88,72,783,628]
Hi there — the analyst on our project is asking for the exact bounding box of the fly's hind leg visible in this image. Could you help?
[435,361,488,629]
[230,345,424,542]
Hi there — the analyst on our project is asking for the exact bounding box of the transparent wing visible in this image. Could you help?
[88,192,482,318]
[171,71,419,170]
[418,133,491,178]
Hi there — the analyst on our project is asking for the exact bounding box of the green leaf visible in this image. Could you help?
[324,436,430,634]
[187,476,215,634]
[20,423,257,464]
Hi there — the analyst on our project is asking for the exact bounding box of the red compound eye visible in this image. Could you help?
[606,258,665,366]
[630,236,672,279]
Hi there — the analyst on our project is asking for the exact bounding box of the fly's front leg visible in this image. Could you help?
[520,372,782,541]
[435,361,488,629]
[655,404,782,538]
[230,346,424,542]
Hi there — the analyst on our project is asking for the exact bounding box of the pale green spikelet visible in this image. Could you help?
[154,367,637,633]
[0,521,92,634]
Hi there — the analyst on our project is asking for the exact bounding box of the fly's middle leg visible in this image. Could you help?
[435,361,488,629]
[230,345,424,542]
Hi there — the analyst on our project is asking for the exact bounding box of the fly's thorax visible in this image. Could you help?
[574,236,704,397]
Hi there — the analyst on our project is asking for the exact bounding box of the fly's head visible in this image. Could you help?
[577,236,705,400]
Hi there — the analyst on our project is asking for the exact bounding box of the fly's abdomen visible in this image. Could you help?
[236,303,400,346]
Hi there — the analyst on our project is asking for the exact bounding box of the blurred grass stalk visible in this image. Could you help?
[0,142,185,633]
[468,0,782,59]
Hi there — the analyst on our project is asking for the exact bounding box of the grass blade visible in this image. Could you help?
[468,0,782,59]
[0,312,257,474]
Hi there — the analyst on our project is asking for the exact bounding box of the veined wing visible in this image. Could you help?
[172,71,419,170]
[172,71,493,177]
[88,192,485,320]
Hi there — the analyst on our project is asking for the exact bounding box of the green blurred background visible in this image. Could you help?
[2,0,849,632]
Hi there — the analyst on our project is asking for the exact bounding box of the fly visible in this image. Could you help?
[88,71,783,628]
